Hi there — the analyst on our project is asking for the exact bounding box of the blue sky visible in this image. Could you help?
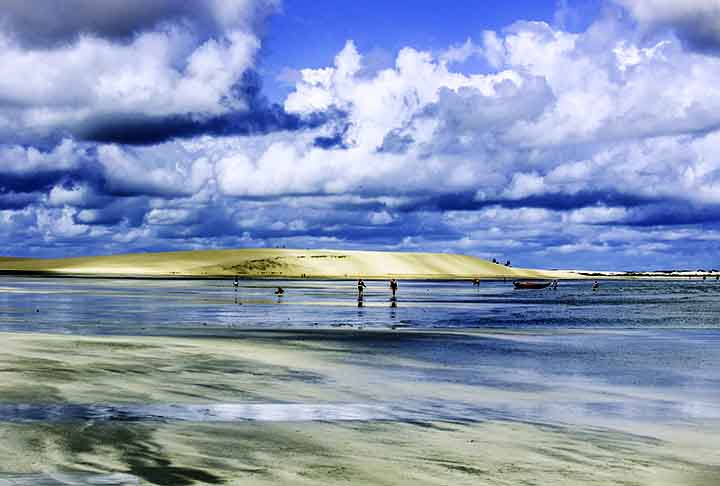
[260,0,581,100]
[1,0,720,270]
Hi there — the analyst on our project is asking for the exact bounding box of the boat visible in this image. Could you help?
[513,280,552,290]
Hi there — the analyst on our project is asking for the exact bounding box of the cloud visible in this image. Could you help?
[615,0,720,51]
[277,29,720,211]
[77,72,333,145]
[5,9,720,270]
[47,183,106,208]
[0,0,276,47]
[368,210,395,225]
[0,0,281,144]
[502,172,547,200]
[0,192,38,210]
[0,0,197,46]
[0,140,94,194]
[440,38,482,64]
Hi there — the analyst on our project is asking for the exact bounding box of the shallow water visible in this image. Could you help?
[1,277,719,333]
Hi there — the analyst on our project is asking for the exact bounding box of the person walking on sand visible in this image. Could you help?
[357,278,367,299]
[389,279,398,299]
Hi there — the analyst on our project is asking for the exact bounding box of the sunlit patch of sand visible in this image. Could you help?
[0,248,574,280]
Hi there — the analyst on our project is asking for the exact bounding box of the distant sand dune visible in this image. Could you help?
[0,248,574,279]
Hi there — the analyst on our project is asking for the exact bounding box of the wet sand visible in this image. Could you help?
[0,330,717,485]
[2,420,717,485]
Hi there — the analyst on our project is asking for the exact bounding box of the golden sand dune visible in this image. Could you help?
[0,248,574,279]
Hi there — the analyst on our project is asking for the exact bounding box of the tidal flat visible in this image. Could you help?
[0,278,719,484]
[0,330,717,485]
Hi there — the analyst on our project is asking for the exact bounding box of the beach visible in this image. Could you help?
[0,276,718,484]
[0,329,718,485]
[4,0,720,483]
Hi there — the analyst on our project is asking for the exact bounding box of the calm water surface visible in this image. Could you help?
[1,277,719,333]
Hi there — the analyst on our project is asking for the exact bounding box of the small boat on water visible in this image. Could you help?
[513,280,552,290]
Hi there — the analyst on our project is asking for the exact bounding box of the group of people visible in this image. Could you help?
[234,276,399,300]
[356,278,398,299]
[234,275,603,297]
[235,276,285,296]
[491,258,512,267]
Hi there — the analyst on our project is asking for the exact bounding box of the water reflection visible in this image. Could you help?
[0,472,139,485]
[1,277,720,333]
[0,398,715,425]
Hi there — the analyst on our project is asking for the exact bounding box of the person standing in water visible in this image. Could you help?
[357,278,367,298]
[390,279,398,299]
[233,276,239,291]
[592,280,599,291]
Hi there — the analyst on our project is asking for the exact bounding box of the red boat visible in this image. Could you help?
[513,280,552,290]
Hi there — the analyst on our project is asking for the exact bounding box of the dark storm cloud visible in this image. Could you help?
[0,171,69,194]
[661,12,720,54]
[0,0,217,47]
[0,165,103,195]
[314,132,350,150]
[616,0,720,53]
[623,203,720,226]
[76,72,340,145]
[678,28,720,53]
[496,191,655,211]
[78,109,327,145]
[0,192,38,210]
[393,190,654,213]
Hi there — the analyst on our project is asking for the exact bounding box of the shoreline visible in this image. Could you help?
[1,269,718,281]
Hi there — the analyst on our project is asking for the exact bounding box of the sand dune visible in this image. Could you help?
[0,248,575,279]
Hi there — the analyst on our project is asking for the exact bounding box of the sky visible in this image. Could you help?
[1,0,720,270]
